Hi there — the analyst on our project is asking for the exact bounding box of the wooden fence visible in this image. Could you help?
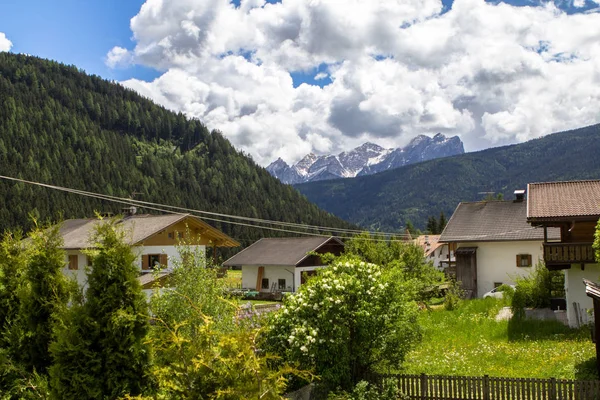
[391,374,600,400]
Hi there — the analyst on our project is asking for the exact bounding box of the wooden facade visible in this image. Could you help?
[533,222,597,270]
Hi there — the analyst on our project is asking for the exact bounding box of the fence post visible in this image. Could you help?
[549,377,556,400]
[483,375,490,400]
[420,373,427,400]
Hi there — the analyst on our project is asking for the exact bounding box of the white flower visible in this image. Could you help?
[300,346,308,352]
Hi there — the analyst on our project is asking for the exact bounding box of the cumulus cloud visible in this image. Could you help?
[109,0,600,165]
[0,32,12,52]
[106,46,133,68]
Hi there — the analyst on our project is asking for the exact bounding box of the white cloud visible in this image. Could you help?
[0,32,12,52]
[110,0,600,165]
[106,46,133,68]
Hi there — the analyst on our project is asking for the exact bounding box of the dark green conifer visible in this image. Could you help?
[50,219,152,398]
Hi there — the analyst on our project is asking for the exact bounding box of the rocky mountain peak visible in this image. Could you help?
[267,133,464,184]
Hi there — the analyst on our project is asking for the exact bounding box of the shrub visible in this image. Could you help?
[444,280,464,311]
[327,378,405,400]
[147,239,305,398]
[263,257,421,391]
[511,262,561,318]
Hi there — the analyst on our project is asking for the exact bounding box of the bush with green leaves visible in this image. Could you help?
[327,378,405,400]
[443,279,464,311]
[263,257,421,391]
[342,233,445,302]
[511,262,562,318]
[146,240,306,399]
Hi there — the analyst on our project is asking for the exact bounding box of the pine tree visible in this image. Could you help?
[50,219,152,398]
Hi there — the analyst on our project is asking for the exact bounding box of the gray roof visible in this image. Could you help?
[439,201,560,242]
[223,236,343,267]
[59,214,239,249]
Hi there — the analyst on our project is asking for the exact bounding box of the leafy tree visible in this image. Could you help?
[263,257,421,391]
[342,233,445,302]
[405,221,419,237]
[50,219,152,398]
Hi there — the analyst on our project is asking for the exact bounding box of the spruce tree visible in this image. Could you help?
[17,224,71,374]
[426,216,438,235]
[50,219,152,398]
[0,231,27,342]
[438,211,447,233]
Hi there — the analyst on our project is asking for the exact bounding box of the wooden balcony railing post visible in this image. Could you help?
[420,373,427,400]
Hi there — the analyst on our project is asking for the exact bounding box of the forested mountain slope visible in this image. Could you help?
[0,53,353,247]
[296,123,600,231]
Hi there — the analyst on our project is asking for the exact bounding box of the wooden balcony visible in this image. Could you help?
[543,242,596,269]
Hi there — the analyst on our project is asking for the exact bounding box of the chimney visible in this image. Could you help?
[514,189,525,202]
[122,206,137,217]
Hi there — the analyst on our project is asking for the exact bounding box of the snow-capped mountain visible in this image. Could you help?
[266,133,464,184]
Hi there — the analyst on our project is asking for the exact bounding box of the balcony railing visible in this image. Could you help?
[543,242,596,267]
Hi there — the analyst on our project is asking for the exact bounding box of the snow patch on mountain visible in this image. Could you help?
[266,133,464,184]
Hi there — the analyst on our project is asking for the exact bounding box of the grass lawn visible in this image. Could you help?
[401,298,597,380]
[222,269,242,288]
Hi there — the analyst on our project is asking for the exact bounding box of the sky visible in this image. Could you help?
[1,0,600,166]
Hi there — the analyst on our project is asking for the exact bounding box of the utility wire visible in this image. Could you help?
[0,175,412,241]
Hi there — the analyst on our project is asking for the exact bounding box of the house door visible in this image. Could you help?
[455,247,477,299]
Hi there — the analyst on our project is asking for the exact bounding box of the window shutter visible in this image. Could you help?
[68,255,78,270]
[160,254,168,267]
[142,255,150,270]
[516,255,520,267]
[527,254,532,267]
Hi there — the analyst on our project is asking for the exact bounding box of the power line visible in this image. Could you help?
[0,175,411,241]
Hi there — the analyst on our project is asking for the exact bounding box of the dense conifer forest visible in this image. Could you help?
[0,53,354,247]
[297,123,600,231]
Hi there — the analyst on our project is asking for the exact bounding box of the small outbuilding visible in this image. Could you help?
[223,236,344,293]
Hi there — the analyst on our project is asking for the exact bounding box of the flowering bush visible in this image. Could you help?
[263,257,421,391]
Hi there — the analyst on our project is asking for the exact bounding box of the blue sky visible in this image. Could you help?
[0,0,160,81]
[1,0,597,86]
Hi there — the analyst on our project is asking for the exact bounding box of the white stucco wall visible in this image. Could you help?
[63,245,205,289]
[565,263,600,327]
[458,241,544,298]
[242,265,323,292]
[428,245,449,269]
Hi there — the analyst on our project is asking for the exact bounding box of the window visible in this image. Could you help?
[494,282,503,288]
[67,254,78,270]
[517,254,532,267]
[278,279,286,290]
[143,254,168,270]
[261,278,269,289]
